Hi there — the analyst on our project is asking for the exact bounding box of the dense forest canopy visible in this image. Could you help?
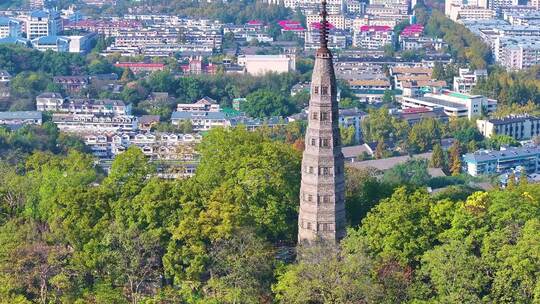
[0,126,539,303]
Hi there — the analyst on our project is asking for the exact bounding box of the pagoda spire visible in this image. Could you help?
[319,0,329,50]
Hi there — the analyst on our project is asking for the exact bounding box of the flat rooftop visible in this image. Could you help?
[464,146,540,163]
[406,96,466,110]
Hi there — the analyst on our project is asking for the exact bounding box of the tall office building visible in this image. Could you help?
[298,0,346,244]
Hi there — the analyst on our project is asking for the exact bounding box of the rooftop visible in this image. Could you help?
[0,111,42,120]
[464,146,540,163]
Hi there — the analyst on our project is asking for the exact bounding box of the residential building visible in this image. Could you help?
[305,22,348,50]
[84,132,201,160]
[353,25,393,49]
[114,62,165,73]
[347,79,393,103]
[53,76,88,92]
[463,145,540,176]
[52,113,138,133]
[0,17,22,38]
[306,13,347,30]
[0,70,11,83]
[476,115,540,140]
[496,36,540,70]
[0,111,42,127]
[138,115,160,131]
[36,92,65,111]
[397,107,449,125]
[400,90,497,119]
[277,20,306,39]
[237,54,296,75]
[453,68,487,93]
[171,111,230,131]
[176,97,220,112]
[180,57,218,75]
[26,10,63,39]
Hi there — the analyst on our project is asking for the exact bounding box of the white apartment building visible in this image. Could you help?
[237,55,296,75]
[171,111,231,131]
[453,68,487,93]
[496,36,540,70]
[448,6,496,21]
[353,25,393,49]
[26,10,63,39]
[305,28,348,50]
[0,70,11,83]
[36,92,65,111]
[306,13,348,30]
[400,90,497,119]
[176,97,220,112]
[477,115,540,140]
[52,113,138,133]
[0,17,22,38]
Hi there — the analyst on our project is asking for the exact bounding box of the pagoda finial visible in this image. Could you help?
[320,0,328,49]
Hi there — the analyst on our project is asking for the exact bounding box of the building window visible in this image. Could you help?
[312,111,318,120]
[308,166,314,174]
[320,167,330,175]
[307,222,312,230]
[321,112,329,121]
[311,138,317,146]
[314,86,319,94]
[307,194,313,202]
[321,86,328,95]
[321,138,330,147]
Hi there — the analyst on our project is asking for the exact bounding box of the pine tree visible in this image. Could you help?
[449,140,462,176]
[430,143,445,168]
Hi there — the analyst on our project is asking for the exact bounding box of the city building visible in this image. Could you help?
[171,111,230,131]
[237,54,296,75]
[453,68,487,93]
[26,10,63,39]
[53,76,89,92]
[66,32,97,54]
[397,107,449,125]
[463,145,540,176]
[476,115,540,140]
[353,25,393,49]
[36,92,65,111]
[0,111,42,127]
[180,57,218,75]
[305,22,348,50]
[52,113,138,133]
[400,90,497,119]
[0,70,11,83]
[277,20,306,39]
[298,3,346,243]
[31,35,70,52]
[114,62,166,73]
[0,17,22,38]
[176,97,220,112]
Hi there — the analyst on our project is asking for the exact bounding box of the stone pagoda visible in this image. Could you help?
[297,0,346,244]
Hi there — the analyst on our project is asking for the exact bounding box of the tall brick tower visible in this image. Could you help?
[298,0,346,244]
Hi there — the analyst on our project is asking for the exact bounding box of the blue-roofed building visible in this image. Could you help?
[26,10,63,39]
[0,111,43,128]
[0,36,30,46]
[463,145,540,176]
[171,111,231,131]
[31,35,70,52]
[0,17,22,38]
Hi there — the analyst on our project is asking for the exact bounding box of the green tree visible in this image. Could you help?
[358,187,438,264]
[242,89,296,118]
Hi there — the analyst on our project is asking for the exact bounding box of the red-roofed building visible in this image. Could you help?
[353,25,394,49]
[278,20,305,38]
[400,24,424,38]
[114,62,165,73]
